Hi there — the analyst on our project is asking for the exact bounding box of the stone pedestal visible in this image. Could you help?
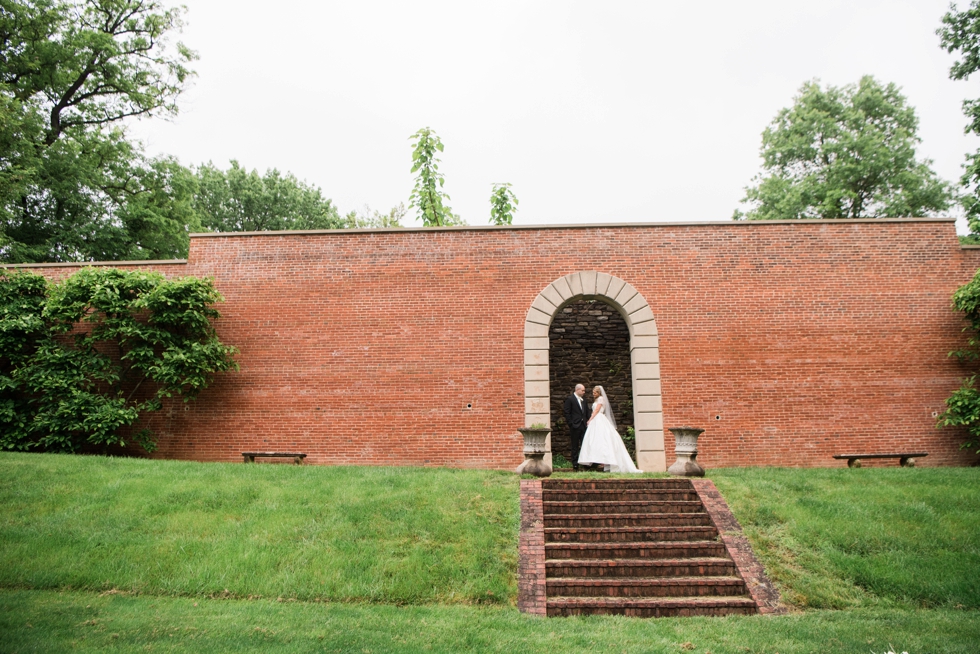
[516,428,553,477]
[667,427,705,477]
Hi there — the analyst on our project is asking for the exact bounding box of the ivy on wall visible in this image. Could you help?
[0,268,238,453]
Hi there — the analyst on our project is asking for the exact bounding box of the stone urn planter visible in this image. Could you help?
[667,427,705,477]
[516,427,553,477]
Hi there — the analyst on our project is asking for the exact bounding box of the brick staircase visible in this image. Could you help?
[541,478,759,617]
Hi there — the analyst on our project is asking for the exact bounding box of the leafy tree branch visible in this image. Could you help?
[940,1,980,236]
[0,0,198,263]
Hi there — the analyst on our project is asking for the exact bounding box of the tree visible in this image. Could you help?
[345,203,406,229]
[940,1,980,236]
[408,127,464,226]
[489,183,518,225]
[735,76,954,221]
[0,0,199,263]
[193,161,345,232]
[938,267,980,455]
[0,268,237,453]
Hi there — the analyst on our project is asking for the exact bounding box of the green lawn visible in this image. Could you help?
[711,467,980,610]
[0,452,518,604]
[2,589,978,654]
[1,452,979,652]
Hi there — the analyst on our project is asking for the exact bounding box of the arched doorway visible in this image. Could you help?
[523,272,665,472]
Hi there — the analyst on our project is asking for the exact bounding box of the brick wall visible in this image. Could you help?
[11,219,980,469]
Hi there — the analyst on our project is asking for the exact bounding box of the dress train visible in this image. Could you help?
[578,410,641,473]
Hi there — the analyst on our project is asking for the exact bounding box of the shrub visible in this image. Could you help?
[939,267,980,453]
[0,268,237,453]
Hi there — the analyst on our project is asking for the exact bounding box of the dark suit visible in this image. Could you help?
[563,393,589,466]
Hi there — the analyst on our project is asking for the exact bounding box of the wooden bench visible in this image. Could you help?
[833,452,927,468]
[242,452,307,465]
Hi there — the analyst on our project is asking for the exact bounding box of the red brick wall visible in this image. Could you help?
[13,219,980,469]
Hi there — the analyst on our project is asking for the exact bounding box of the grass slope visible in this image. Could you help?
[2,589,979,654]
[712,467,980,609]
[2,453,980,652]
[0,453,518,604]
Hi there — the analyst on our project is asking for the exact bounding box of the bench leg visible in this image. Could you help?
[847,458,861,468]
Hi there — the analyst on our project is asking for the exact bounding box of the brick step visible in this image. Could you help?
[543,479,694,491]
[545,526,719,543]
[546,540,727,560]
[542,489,700,503]
[543,500,704,515]
[546,595,758,617]
[547,576,748,598]
[546,557,737,578]
[544,513,715,528]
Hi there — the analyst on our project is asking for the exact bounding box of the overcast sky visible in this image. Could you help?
[129,0,980,231]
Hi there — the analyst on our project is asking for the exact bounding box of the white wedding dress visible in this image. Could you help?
[578,395,642,473]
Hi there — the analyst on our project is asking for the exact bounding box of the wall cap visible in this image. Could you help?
[2,219,966,267]
[187,217,956,239]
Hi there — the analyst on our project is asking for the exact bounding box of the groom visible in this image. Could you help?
[563,383,589,471]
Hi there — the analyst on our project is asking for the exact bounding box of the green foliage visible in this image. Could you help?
[489,183,518,225]
[193,161,345,232]
[344,203,406,229]
[550,452,572,468]
[940,1,980,236]
[623,425,636,460]
[408,127,464,227]
[738,76,954,220]
[939,377,980,454]
[0,271,48,447]
[0,0,201,263]
[938,266,980,452]
[0,268,237,453]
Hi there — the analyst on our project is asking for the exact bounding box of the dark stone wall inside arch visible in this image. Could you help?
[548,299,635,464]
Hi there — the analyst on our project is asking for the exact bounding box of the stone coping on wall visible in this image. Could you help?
[185,216,956,239]
[691,478,785,615]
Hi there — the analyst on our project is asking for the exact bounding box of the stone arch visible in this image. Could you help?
[524,272,665,472]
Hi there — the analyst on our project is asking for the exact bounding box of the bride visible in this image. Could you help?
[578,385,642,473]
